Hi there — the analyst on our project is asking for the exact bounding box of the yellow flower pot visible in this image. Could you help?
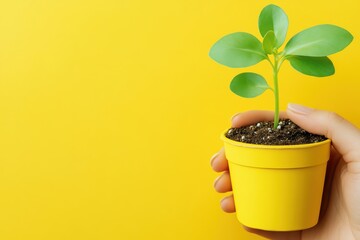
[221,130,331,231]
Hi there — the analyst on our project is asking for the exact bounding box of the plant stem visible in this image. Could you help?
[273,55,280,129]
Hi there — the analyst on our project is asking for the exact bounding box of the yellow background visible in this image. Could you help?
[0,0,359,239]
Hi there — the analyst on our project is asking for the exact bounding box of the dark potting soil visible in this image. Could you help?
[226,119,327,145]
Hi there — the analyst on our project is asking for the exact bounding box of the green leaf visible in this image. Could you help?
[284,24,353,57]
[263,30,276,54]
[230,72,270,98]
[288,56,335,77]
[258,4,288,48]
[209,32,266,68]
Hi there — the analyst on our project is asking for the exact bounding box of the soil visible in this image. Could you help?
[226,119,327,145]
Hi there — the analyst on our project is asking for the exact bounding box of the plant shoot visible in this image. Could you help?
[209,4,353,129]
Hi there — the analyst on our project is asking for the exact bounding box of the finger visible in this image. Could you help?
[214,171,232,193]
[287,103,360,165]
[210,148,229,172]
[220,195,235,213]
[231,110,288,128]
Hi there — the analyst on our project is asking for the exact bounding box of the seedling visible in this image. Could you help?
[209,4,353,129]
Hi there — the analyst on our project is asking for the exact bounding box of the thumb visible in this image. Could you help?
[287,103,360,164]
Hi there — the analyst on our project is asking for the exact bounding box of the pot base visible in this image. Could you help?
[230,163,326,231]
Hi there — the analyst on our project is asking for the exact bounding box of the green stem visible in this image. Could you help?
[273,56,280,129]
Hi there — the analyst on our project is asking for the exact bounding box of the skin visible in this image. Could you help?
[211,104,360,240]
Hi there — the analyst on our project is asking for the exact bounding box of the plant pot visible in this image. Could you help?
[221,130,331,231]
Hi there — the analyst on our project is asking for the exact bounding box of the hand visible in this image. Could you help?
[210,104,360,240]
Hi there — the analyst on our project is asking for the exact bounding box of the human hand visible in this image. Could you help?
[211,104,360,240]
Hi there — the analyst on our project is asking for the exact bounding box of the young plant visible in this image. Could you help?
[209,4,353,129]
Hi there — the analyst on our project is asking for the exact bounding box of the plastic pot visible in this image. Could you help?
[221,130,331,231]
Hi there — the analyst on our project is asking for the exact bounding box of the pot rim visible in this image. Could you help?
[221,129,331,150]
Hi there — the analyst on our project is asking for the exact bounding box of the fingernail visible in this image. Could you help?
[220,195,231,207]
[231,113,240,122]
[287,103,314,115]
[220,196,227,206]
[210,152,219,166]
[213,175,222,188]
